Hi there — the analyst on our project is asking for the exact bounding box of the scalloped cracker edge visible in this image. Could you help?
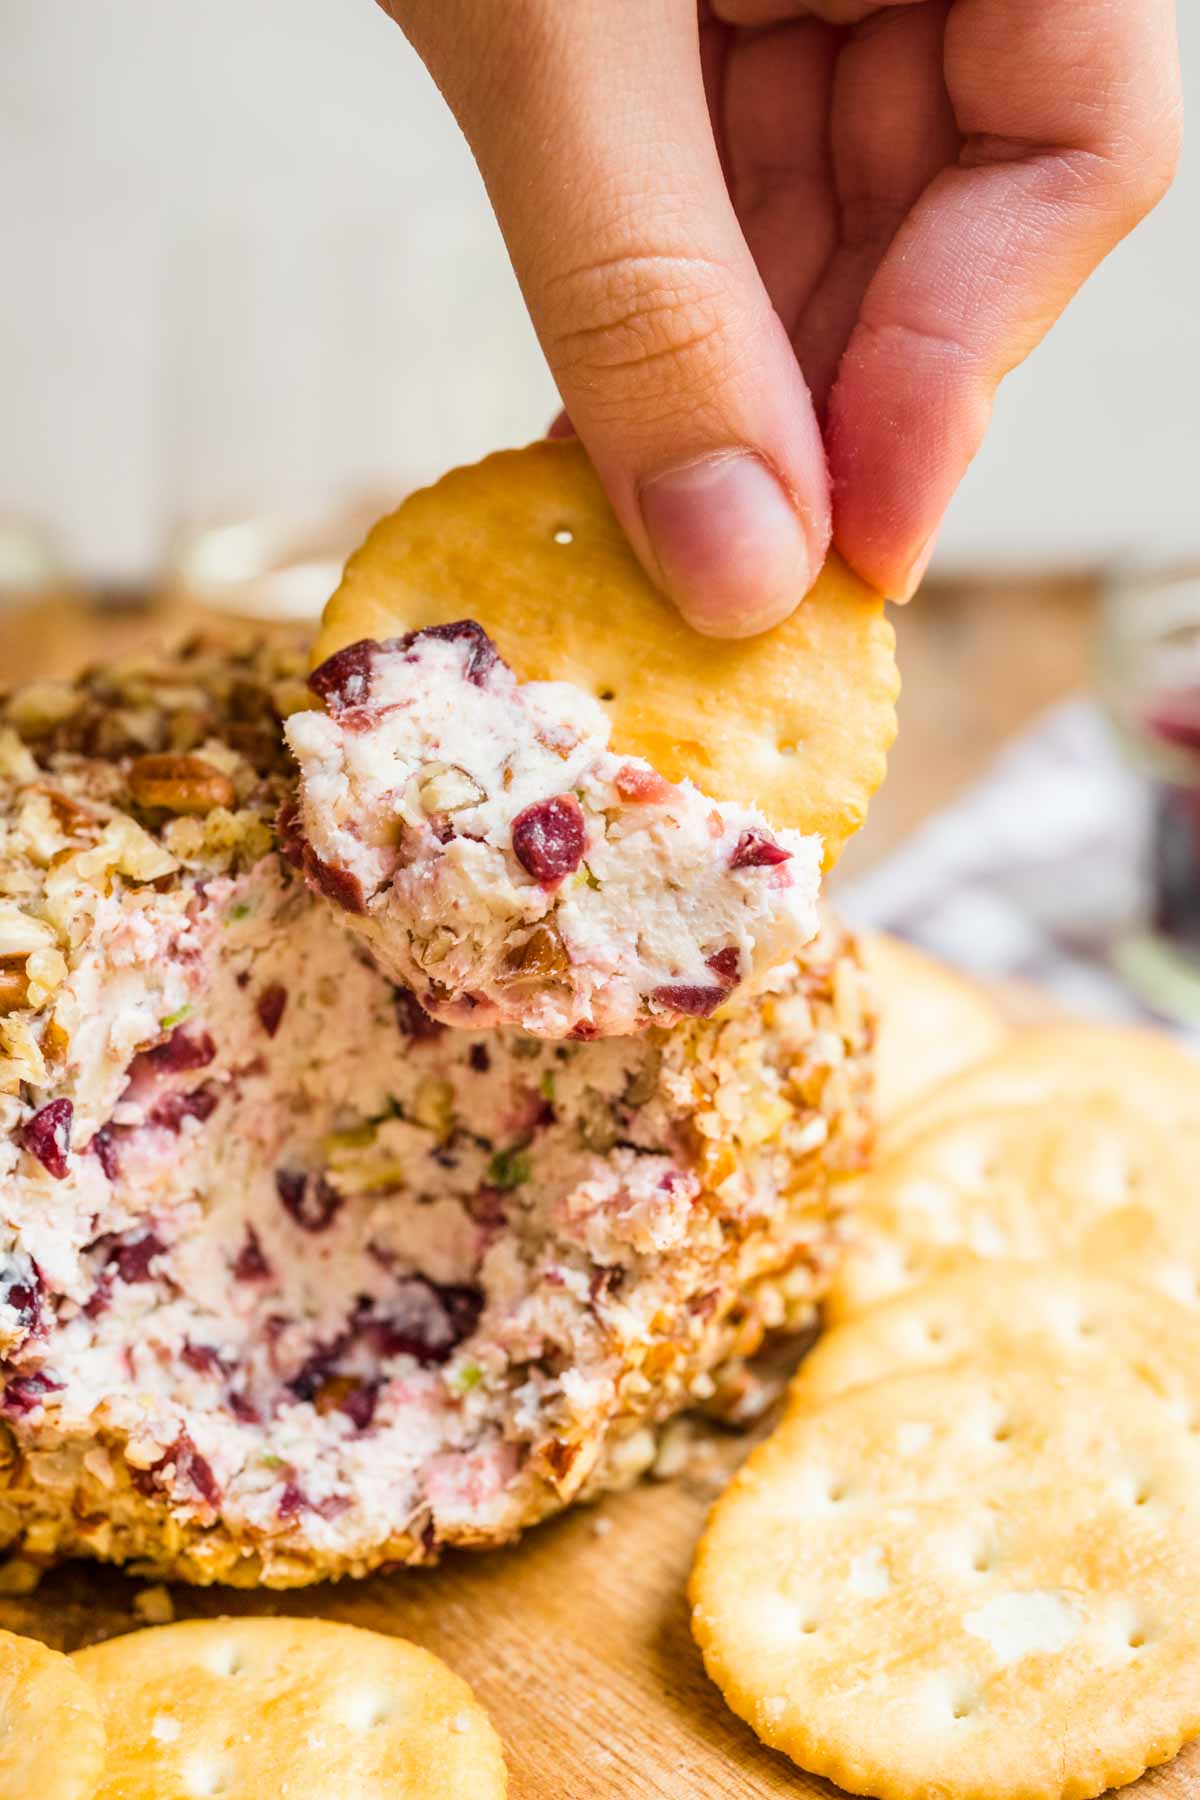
[314,440,898,869]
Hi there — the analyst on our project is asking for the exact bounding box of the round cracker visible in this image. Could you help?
[71,1617,506,1800]
[0,1628,106,1800]
[793,1260,1200,1417]
[885,1023,1200,1149]
[313,440,898,868]
[860,932,1009,1126]
[826,1093,1200,1322]
[1080,1202,1200,1313]
[691,1360,1200,1800]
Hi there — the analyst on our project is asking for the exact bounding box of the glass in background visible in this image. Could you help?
[1100,562,1200,1022]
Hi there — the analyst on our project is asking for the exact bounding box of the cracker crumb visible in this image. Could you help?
[133,1584,176,1625]
[0,1557,42,1595]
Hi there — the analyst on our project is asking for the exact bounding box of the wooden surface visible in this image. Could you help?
[6,578,1196,1797]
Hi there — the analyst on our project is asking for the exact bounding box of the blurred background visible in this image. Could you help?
[2,2,1199,1021]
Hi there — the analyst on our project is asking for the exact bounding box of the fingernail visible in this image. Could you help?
[638,452,813,638]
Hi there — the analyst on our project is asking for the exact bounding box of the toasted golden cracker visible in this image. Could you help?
[313,440,898,868]
[793,1261,1200,1417]
[885,1024,1200,1149]
[827,1094,1200,1323]
[0,1629,106,1800]
[861,933,1009,1126]
[71,1617,506,1800]
[1080,1203,1200,1312]
[691,1360,1200,1800]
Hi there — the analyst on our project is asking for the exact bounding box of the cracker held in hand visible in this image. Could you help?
[71,1617,506,1800]
[0,1628,106,1800]
[860,933,1008,1126]
[826,1087,1200,1322]
[792,1260,1200,1416]
[313,439,897,869]
[691,1361,1200,1800]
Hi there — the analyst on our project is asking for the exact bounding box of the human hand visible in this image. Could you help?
[380,1,1181,634]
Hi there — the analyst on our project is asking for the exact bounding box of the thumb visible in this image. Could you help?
[393,0,829,636]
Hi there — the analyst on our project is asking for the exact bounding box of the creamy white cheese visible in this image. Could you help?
[286,628,821,1037]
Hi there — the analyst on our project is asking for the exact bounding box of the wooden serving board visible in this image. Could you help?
[5,1350,1199,1800]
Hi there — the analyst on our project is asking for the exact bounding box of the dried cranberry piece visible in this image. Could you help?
[288,1335,347,1404]
[82,1270,114,1319]
[467,1186,507,1229]
[228,1390,260,1424]
[276,1170,344,1234]
[652,983,727,1017]
[303,844,367,915]
[256,983,288,1038]
[568,1020,599,1041]
[613,763,671,803]
[149,1084,219,1132]
[109,1231,166,1285]
[511,795,587,884]
[316,1492,353,1521]
[339,1381,379,1431]
[729,829,792,870]
[91,1124,120,1181]
[146,1027,216,1073]
[437,1283,485,1342]
[20,1099,72,1180]
[231,1227,271,1282]
[402,620,500,687]
[376,1279,483,1365]
[393,985,445,1042]
[0,1256,44,1344]
[278,1478,308,1519]
[705,946,741,988]
[275,797,307,870]
[308,638,380,711]
[131,1432,219,1508]
[1,1370,64,1418]
[182,1340,224,1376]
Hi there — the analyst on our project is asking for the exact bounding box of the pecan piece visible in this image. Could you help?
[128,754,236,816]
[501,922,569,983]
[0,960,28,1017]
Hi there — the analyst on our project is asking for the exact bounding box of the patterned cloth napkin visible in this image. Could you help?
[838,698,1199,1037]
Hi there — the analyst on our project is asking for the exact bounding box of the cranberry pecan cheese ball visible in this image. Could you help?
[285,625,821,1039]
[0,638,874,1588]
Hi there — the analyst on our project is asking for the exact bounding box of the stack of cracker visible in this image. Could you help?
[692,938,1200,1800]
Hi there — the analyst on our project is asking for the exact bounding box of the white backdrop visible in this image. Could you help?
[2,0,1196,582]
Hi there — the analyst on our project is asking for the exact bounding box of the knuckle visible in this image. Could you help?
[540,251,749,409]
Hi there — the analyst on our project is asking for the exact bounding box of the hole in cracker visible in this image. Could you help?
[1128,1629,1146,1650]
[597,688,615,702]
[207,1643,247,1678]
[342,1687,397,1731]
[552,527,575,545]
[991,1419,1014,1444]
[184,1756,234,1797]
[1134,1482,1152,1507]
